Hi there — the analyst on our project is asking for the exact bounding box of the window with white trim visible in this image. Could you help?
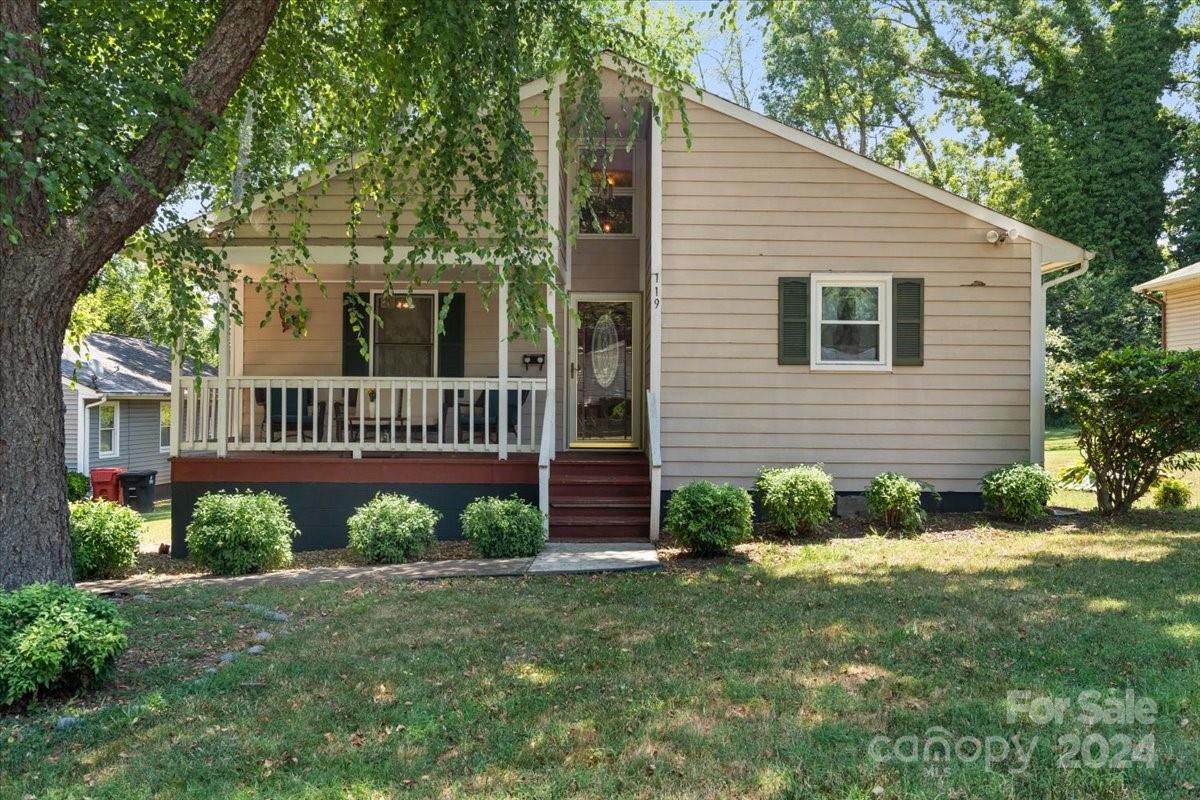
[98,402,119,458]
[159,402,171,452]
[811,274,891,370]
[579,147,638,236]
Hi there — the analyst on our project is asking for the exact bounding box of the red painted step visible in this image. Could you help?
[548,451,651,541]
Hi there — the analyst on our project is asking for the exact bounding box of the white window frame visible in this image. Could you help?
[578,142,642,240]
[97,401,120,459]
[159,401,171,453]
[367,289,439,378]
[810,273,892,372]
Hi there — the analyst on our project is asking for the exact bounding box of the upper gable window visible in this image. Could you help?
[580,148,637,236]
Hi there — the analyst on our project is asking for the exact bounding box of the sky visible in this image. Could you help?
[657,0,768,112]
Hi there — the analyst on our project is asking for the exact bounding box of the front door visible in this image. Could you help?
[569,296,641,448]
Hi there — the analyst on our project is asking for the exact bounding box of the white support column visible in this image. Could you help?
[546,81,561,460]
[169,341,182,458]
[215,277,231,457]
[1029,241,1045,465]
[648,87,664,538]
[498,279,509,460]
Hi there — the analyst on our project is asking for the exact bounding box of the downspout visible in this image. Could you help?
[1134,290,1167,349]
[82,394,108,474]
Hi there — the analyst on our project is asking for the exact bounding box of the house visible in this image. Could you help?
[62,333,211,498]
[167,59,1092,552]
[1133,262,1200,350]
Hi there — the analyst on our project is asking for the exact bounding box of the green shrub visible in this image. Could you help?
[0,583,127,706]
[66,470,90,502]
[1153,477,1192,510]
[69,500,142,580]
[185,491,299,575]
[665,480,753,556]
[460,495,544,558]
[866,472,926,533]
[755,465,834,535]
[1056,347,1200,514]
[348,494,440,563]
[980,463,1055,524]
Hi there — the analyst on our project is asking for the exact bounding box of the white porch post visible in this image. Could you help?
[546,80,560,460]
[215,277,231,457]
[498,279,509,460]
[648,87,664,540]
[169,340,182,457]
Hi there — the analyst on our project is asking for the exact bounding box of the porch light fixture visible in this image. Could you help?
[393,296,414,310]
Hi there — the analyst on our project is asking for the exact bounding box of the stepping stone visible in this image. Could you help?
[527,542,661,575]
[246,645,266,655]
[253,631,273,643]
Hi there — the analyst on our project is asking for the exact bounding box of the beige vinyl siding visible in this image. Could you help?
[660,100,1032,493]
[224,95,549,246]
[1163,283,1200,350]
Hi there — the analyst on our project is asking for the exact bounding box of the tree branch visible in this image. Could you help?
[70,0,282,286]
[897,106,940,185]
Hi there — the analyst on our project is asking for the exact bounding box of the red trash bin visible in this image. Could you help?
[90,467,127,503]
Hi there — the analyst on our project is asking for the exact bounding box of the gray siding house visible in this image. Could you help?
[62,333,211,497]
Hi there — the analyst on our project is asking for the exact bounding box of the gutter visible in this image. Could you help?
[1042,252,1092,290]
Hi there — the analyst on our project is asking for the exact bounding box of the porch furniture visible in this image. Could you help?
[457,388,527,444]
[254,387,326,443]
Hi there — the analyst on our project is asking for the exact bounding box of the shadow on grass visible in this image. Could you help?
[4,522,1200,799]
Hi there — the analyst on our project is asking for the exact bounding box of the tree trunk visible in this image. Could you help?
[0,249,76,588]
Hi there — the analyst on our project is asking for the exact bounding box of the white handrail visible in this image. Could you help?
[646,389,662,541]
[537,394,555,538]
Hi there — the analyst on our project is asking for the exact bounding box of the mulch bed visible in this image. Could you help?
[130,540,477,579]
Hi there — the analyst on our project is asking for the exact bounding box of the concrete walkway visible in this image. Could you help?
[81,541,661,594]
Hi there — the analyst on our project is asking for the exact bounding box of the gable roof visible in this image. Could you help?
[1133,262,1200,293]
[592,53,1090,273]
[188,53,1092,273]
[61,333,212,397]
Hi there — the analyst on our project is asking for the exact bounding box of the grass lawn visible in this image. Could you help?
[5,517,1200,798]
[1046,427,1200,512]
[138,500,171,548]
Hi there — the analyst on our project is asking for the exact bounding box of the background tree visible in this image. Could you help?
[882,0,1198,358]
[751,0,1199,359]
[0,0,693,589]
[755,0,946,184]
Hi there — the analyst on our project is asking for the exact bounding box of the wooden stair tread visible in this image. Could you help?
[551,515,649,526]
[552,498,649,508]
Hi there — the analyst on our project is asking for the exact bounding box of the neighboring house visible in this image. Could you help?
[1133,261,1200,350]
[168,57,1092,552]
[62,333,211,498]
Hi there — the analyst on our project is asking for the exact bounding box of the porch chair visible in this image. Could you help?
[456,388,527,444]
[255,387,326,443]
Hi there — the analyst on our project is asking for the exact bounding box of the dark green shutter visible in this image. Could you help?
[892,278,924,366]
[778,277,810,365]
[437,292,466,377]
[341,292,371,376]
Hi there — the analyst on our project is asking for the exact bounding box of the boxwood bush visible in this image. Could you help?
[1,583,127,706]
[66,470,90,502]
[69,500,142,580]
[980,463,1055,524]
[348,493,440,563]
[460,495,544,558]
[866,472,926,533]
[1153,477,1192,510]
[665,480,753,556]
[186,491,300,575]
[755,465,834,535]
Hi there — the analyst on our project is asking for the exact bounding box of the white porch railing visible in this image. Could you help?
[176,376,549,456]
